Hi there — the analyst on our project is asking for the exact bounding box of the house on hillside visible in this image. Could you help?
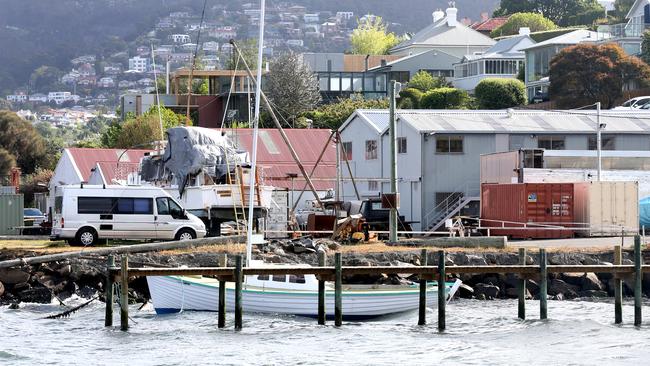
[338,109,650,231]
[471,14,510,37]
[453,28,535,92]
[389,6,495,59]
[597,0,650,55]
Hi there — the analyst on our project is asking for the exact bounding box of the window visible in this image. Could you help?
[538,136,565,150]
[115,198,153,214]
[289,274,306,284]
[78,197,114,214]
[168,199,184,219]
[257,274,269,281]
[365,140,377,160]
[272,275,286,282]
[397,137,407,154]
[55,196,63,214]
[588,136,615,150]
[156,197,170,215]
[368,181,378,191]
[341,141,352,160]
[436,136,463,153]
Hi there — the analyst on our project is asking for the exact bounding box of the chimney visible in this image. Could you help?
[380,59,387,67]
[519,27,531,36]
[446,6,458,27]
[481,12,488,22]
[432,9,445,23]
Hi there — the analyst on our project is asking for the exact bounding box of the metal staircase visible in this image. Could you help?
[423,183,480,232]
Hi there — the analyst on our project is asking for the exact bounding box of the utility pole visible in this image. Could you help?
[596,101,602,182]
[389,80,399,243]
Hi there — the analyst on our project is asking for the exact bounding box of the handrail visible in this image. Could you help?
[423,181,479,229]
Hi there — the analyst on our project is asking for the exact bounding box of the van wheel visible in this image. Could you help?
[175,229,195,241]
[76,228,97,246]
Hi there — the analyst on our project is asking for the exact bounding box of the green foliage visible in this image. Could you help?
[0,110,47,174]
[108,105,186,148]
[408,71,436,92]
[419,88,469,109]
[0,148,16,175]
[349,17,400,55]
[612,0,635,21]
[226,39,260,70]
[475,78,527,109]
[494,0,603,26]
[398,88,424,108]
[303,96,389,130]
[565,7,607,26]
[491,13,557,37]
[517,64,526,82]
[641,31,650,65]
[101,121,123,148]
[550,43,650,108]
[30,66,64,93]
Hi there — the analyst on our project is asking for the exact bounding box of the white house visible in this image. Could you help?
[453,29,535,92]
[596,0,650,55]
[170,34,192,43]
[29,93,47,103]
[128,56,149,73]
[98,77,115,88]
[48,92,73,104]
[6,94,27,103]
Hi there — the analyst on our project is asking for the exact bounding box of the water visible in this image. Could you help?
[2,298,649,365]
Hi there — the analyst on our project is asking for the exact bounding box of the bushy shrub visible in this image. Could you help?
[475,78,527,109]
[398,87,423,108]
[419,88,469,109]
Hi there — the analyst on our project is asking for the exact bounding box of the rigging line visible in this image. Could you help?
[185,0,209,125]
[220,55,241,131]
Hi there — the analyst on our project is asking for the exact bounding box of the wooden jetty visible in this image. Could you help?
[105,236,648,332]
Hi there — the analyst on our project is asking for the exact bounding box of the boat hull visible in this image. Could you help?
[147,276,461,319]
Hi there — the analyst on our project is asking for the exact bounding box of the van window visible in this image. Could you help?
[156,197,169,215]
[169,199,184,219]
[116,198,153,214]
[78,197,114,214]
[55,196,63,214]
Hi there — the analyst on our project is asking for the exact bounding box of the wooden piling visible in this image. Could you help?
[634,236,643,327]
[539,249,547,320]
[120,255,129,331]
[518,248,526,320]
[614,245,623,324]
[234,255,243,330]
[335,252,342,327]
[318,250,326,325]
[418,249,427,326]
[437,250,445,331]
[218,254,227,329]
[104,255,115,327]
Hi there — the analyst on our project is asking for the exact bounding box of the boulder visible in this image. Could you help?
[548,279,579,299]
[505,287,532,299]
[457,283,474,299]
[561,272,603,291]
[467,255,488,266]
[0,268,30,285]
[0,280,4,297]
[18,286,52,303]
[474,283,500,299]
[273,248,286,256]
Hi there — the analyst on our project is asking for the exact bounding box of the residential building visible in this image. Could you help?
[129,56,150,73]
[48,92,73,104]
[286,39,304,48]
[71,55,96,65]
[335,11,354,23]
[28,93,47,103]
[596,0,650,55]
[61,71,80,85]
[338,109,650,231]
[170,34,192,43]
[521,29,600,101]
[471,15,511,37]
[208,26,237,39]
[303,13,320,23]
[6,93,27,103]
[453,29,535,92]
[389,6,495,59]
[203,41,219,53]
[104,64,122,75]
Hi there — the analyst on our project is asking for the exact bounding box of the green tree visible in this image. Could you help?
[398,88,424,108]
[408,71,436,92]
[494,0,603,26]
[0,148,16,176]
[550,43,650,108]
[475,78,527,109]
[101,121,123,148]
[641,30,650,65]
[613,0,635,21]
[491,13,557,37]
[30,66,64,93]
[0,110,47,174]
[304,96,389,129]
[419,88,469,109]
[109,105,186,148]
[350,16,400,55]
[226,39,260,70]
[266,52,321,126]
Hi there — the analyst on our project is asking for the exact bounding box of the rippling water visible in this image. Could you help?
[2,298,649,365]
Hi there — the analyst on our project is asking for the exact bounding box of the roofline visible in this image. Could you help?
[65,148,84,182]
[338,110,383,135]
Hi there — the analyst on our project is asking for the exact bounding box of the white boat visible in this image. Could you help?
[146,268,462,320]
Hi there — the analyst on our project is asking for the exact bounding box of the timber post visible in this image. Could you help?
[318,250,326,325]
[634,236,643,327]
[218,254,227,329]
[518,248,526,320]
[335,252,343,327]
[120,255,129,331]
[235,255,243,330]
[105,254,115,327]
[437,250,446,331]
[418,249,427,326]
[614,245,623,324]
[539,249,548,320]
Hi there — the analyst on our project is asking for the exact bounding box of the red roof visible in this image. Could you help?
[66,148,153,181]
[223,129,337,190]
[471,16,510,32]
[96,161,141,183]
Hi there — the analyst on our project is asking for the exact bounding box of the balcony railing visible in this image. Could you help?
[597,22,650,39]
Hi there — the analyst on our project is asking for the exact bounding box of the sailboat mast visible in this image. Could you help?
[246,0,266,267]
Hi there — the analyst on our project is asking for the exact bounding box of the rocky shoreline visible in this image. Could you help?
[1,239,649,306]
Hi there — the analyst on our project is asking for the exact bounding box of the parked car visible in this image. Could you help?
[51,185,207,246]
[612,96,650,110]
[532,91,549,104]
[23,208,47,234]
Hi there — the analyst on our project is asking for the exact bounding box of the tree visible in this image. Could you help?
[29,66,64,93]
[475,78,527,109]
[349,16,400,55]
[0,148,16,176]
[641,30,650,65]
[419,88,469,109]
[613,0,635,21]
[109,105,186,148]
[491,13,557,37]
[550,43,650,108]
[398,88,424,108]
[304,96,389,129]
[266,52,321,126]
[226,39,260,70]
[493,0,603,26]
[0,110,47,174]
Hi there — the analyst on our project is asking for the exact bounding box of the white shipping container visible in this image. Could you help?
[267,189,289,238]
[574,181,639,237]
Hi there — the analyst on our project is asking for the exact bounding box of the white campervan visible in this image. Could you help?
[51,185,206,246]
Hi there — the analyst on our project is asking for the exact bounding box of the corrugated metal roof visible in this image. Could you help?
[96,161,141,184]
[223,129,337,191]
[67,148,153,181]
[347,110,650,134]
[520,30,599,51]
[392,16,495,51]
